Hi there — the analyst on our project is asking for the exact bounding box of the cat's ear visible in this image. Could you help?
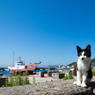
[76,46,82,56]
[86,44,91,50]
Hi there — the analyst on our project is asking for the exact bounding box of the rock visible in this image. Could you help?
[0,78,95,95]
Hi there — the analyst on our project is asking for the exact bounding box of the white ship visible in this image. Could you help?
[8,57,41,74]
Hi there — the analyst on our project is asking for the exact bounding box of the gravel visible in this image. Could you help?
[0,78,95,95]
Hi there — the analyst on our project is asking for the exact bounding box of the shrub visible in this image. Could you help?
[5,78,9,87]
[18,71,22,76]
[5,71,30,87]
[9,75,13,86]
[25,70,29,76]
[2,85,4,88]
[14,73,17,86]
[24,77,28,85]
[63,75,68,80]
[33,77,36,84]
[17,75,22,85]
[68,72,73,79]
[63,71,73,80]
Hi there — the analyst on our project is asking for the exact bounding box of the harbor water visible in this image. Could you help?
[0,68,70,76]
[0,71,10,76]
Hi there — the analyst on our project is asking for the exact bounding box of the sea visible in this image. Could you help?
[0,68,70,76]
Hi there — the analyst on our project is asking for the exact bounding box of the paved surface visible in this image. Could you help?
[28,74,58,84]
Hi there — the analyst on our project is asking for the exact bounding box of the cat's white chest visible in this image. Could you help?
[77,60,90,72]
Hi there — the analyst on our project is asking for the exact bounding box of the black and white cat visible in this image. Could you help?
[73,45,92,87]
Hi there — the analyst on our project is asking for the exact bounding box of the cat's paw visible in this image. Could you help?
[77,81,81,86]
[81,83,87,88]
[73,81,77,85]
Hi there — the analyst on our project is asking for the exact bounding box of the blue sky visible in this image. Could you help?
[0,0,95,67]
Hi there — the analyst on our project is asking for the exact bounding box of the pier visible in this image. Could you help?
[35,67,55,70]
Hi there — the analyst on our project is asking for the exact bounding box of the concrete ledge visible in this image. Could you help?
[0,77,95,95]
[52,73,65,79]
[0,79,95,95]
[39,72,45,77]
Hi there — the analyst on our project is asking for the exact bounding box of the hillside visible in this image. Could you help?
[68,58,95,66]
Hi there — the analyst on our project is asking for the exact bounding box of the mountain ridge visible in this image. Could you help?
[68,58,95,66]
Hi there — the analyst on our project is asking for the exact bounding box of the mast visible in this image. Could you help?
[13,51,15,66]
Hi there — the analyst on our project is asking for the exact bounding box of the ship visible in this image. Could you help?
[8,57,41,74]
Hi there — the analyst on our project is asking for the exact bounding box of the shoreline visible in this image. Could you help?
[0,68,70,77]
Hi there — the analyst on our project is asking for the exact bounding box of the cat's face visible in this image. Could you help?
[76,45,91,61]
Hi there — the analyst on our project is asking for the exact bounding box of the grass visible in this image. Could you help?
[63,71,73,80]
[2,70,30,87]
[92,67,95,71]
[62,68,95,80]
[91,67,95,76]
[60,70,69,73]
[33,77,36,84]
[92,68,95,76]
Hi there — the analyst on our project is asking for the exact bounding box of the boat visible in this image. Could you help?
[8,57,41,74]
[70,68,74,71]
[4,68,9,71]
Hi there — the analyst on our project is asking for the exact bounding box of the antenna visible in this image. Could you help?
[13,51,15,66]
